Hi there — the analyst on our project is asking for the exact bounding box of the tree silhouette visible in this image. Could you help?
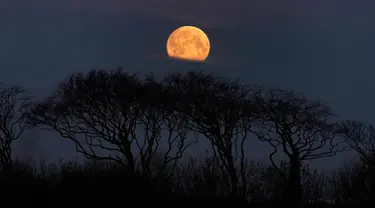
[251,88,345,206]
[0,83,30,171]
[132,75,197,179]
[9,68,375,206]
[330,120,375,204]
[27,69,194,177]
[28,70,139,170]
[161,71,261,198]
[338,120,375,164]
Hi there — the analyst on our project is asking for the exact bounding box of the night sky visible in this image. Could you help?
[1,0,375,169]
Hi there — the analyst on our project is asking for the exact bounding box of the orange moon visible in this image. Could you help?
[166,26,210,62]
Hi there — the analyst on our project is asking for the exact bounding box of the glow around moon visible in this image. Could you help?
[166,26,210,62]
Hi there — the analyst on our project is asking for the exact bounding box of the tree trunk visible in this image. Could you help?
[120,133,135,173]
[124,150,135,173]
[0,149,12,172]
[227,155,238,197]
[285,155,302,207]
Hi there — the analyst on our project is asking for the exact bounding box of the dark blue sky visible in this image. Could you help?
[1,0,375,169]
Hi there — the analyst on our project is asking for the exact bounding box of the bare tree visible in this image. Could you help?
[27,69,194,176]
[161,71,260,198]
[330,120,375,204]
[28,70,139,170]
[134,75,197,179]
[252,89,345,206]
[0,83,31,171]
[337,120,375,165]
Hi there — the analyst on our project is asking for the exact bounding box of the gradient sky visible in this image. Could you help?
[1,0,375,169]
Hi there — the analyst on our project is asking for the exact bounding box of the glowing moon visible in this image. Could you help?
[166,26,210,62]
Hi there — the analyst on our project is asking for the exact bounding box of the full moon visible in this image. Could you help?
[166,26,210,62]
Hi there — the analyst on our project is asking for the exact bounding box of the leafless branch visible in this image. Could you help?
[0,83,31,170]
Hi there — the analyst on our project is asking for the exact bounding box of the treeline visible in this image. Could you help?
[0,69,374,206]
